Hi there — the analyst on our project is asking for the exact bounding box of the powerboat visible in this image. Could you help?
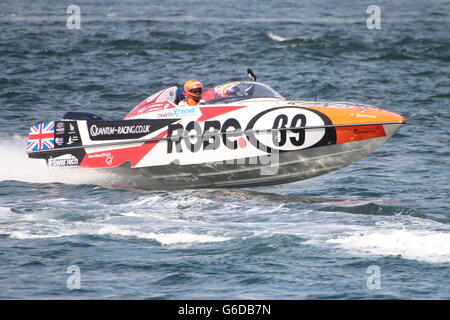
[26,71,405,189]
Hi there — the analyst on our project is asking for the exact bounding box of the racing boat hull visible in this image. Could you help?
[104,123,401,189]
[26,81,405,189]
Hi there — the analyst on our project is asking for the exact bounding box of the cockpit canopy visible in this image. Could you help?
[124,81,285,119]
[201,81,285,104]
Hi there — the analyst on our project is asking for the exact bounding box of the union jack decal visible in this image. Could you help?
[27,122,55,152]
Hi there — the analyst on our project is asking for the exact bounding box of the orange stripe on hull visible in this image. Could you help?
[335,124,386,144]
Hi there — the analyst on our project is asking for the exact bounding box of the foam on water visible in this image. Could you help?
[0,207,13,219]
[327,228,450,264]
[3,187,449,264]
[4,211,231,245]
[0,135,124,186]
[266,31,288,42]
[96,226,231,245]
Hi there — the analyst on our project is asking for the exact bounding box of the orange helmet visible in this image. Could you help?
[184,80,203,101]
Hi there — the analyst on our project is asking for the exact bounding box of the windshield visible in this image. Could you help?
[201,81,285,104]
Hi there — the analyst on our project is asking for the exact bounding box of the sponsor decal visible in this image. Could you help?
[335,124,386,144]
[167,118,243,153]
[87,119,177,141]
[134,102,173,116]
[48,154,79,167]
[86,152,114,166]
[173,107,196,118]
[55,137,65,146]
[54,121,82,148]
[56,122,65,133]
[105,155,113,165]
[67,136,79,145]
[157,107,197,119]
[87,152,112,159]
[166,107,336,154]
[89,124,152,137]
[157,112,175,119]
[245,107,336,152]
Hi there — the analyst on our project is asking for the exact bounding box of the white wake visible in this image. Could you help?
[0,135,121,185]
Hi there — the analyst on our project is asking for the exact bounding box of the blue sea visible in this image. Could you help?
[0,0,449,299]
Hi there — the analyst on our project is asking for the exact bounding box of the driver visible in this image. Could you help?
[178,80,203,107]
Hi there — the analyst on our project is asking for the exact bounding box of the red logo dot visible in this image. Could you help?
[238,137,246,148]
